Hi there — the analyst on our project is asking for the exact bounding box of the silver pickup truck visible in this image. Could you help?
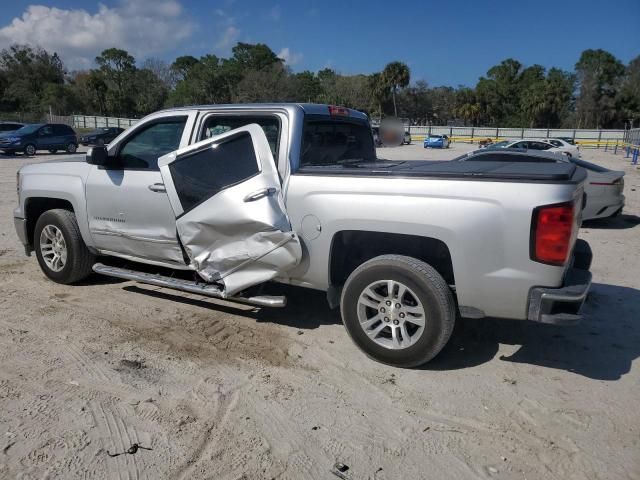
[13,104,593,367]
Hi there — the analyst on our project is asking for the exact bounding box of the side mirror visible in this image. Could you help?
[86,146,109,166]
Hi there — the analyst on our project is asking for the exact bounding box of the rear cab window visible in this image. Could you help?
[298,114,375,167]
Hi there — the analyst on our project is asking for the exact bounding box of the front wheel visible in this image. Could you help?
[34,209,95,284]
[66,143,78,153]
[340,254,456,367]
[24,144,36,156]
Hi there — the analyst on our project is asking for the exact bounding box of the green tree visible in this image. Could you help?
[95,48,137,116]
[0,44,65,114]
[133,69,168,115]
[382,61,410,117]
[293,71,322,102]
[575,49,625,128]
[615,55,640,128]
[368,72,389,118]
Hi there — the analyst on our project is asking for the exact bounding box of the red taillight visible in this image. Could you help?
[531,203,575,266]
[329,105,349,116]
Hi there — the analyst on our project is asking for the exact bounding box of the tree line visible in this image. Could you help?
[0,42,638,129]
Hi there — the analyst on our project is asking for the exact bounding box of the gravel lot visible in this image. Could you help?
[0,144,638,479]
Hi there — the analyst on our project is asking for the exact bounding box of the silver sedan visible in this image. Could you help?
[457,150,624,221]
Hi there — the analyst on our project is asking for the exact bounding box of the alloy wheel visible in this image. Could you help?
[357,280,426,349]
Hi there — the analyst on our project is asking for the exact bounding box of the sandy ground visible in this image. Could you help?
[0,143,638,480]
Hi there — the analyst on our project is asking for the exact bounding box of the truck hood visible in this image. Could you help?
[297,159,583,183]
[19,155,92,176]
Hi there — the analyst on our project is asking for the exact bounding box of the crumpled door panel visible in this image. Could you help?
[176,180,302,296]
[159,124,302,296]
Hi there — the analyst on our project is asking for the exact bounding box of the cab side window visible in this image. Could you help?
[116,117,187,170]
[200,115,280,160]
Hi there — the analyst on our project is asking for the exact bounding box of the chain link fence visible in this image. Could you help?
[408,126,625,143]
[71,115,139,129]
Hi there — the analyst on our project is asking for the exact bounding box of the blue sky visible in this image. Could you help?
[0,0,638,86]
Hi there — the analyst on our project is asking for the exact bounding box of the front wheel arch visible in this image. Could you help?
[24,197,75,250]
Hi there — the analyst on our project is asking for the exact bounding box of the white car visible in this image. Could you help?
[538,138,581,158]
[489,139,581,158]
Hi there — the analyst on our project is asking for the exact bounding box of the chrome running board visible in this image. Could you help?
[92,263,286,308]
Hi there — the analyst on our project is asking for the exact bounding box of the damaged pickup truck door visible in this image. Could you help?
[158,124,302,296]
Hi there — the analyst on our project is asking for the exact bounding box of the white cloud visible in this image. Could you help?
[0,0,195,69]
[216,26,240,50]
[277,47,303,66]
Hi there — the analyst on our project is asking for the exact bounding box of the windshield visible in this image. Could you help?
[15,124,42,134]
[300,117,376,166]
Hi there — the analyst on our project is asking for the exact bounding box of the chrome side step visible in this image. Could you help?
[92,263,286,308]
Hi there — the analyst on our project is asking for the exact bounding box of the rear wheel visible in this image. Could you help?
[34,209,95,284]
[66,143,77,153]
[340,254,456,367]
[24,144,36,156]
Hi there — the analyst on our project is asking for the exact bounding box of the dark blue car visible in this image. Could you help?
[0,123,78,156]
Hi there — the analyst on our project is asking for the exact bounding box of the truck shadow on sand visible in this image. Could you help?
[427,282,640,380]
[582,214,640,230]
[122,279,638,380]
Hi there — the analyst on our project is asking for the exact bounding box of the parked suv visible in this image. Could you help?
[0,121,24,133]
[0,123,78,155]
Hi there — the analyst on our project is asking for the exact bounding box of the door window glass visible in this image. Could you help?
[529,141,552,150]
[117,117,187,170]
[53,124,71,135]
[170,132,260,213]
[39,126,53,136]
[200,116,280,159]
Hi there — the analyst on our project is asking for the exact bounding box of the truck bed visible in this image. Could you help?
[297,160,585,183]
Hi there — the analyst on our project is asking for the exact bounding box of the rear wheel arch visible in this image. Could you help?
[328,230,456,291]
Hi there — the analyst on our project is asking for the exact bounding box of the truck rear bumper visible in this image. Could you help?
[527,240,592,326]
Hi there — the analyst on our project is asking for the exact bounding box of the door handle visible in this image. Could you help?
[148,183,166,193]
[244,187,277,202]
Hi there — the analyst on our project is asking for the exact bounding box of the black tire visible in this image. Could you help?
[66,143,78,154]
[34,209,95,284]
[24,144,36,156]
[340,254,456,367]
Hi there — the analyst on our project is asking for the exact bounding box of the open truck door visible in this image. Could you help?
[157,124,302,297]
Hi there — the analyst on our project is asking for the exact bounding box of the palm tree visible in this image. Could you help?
[382,61,410,117]
[368,72,388,118]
